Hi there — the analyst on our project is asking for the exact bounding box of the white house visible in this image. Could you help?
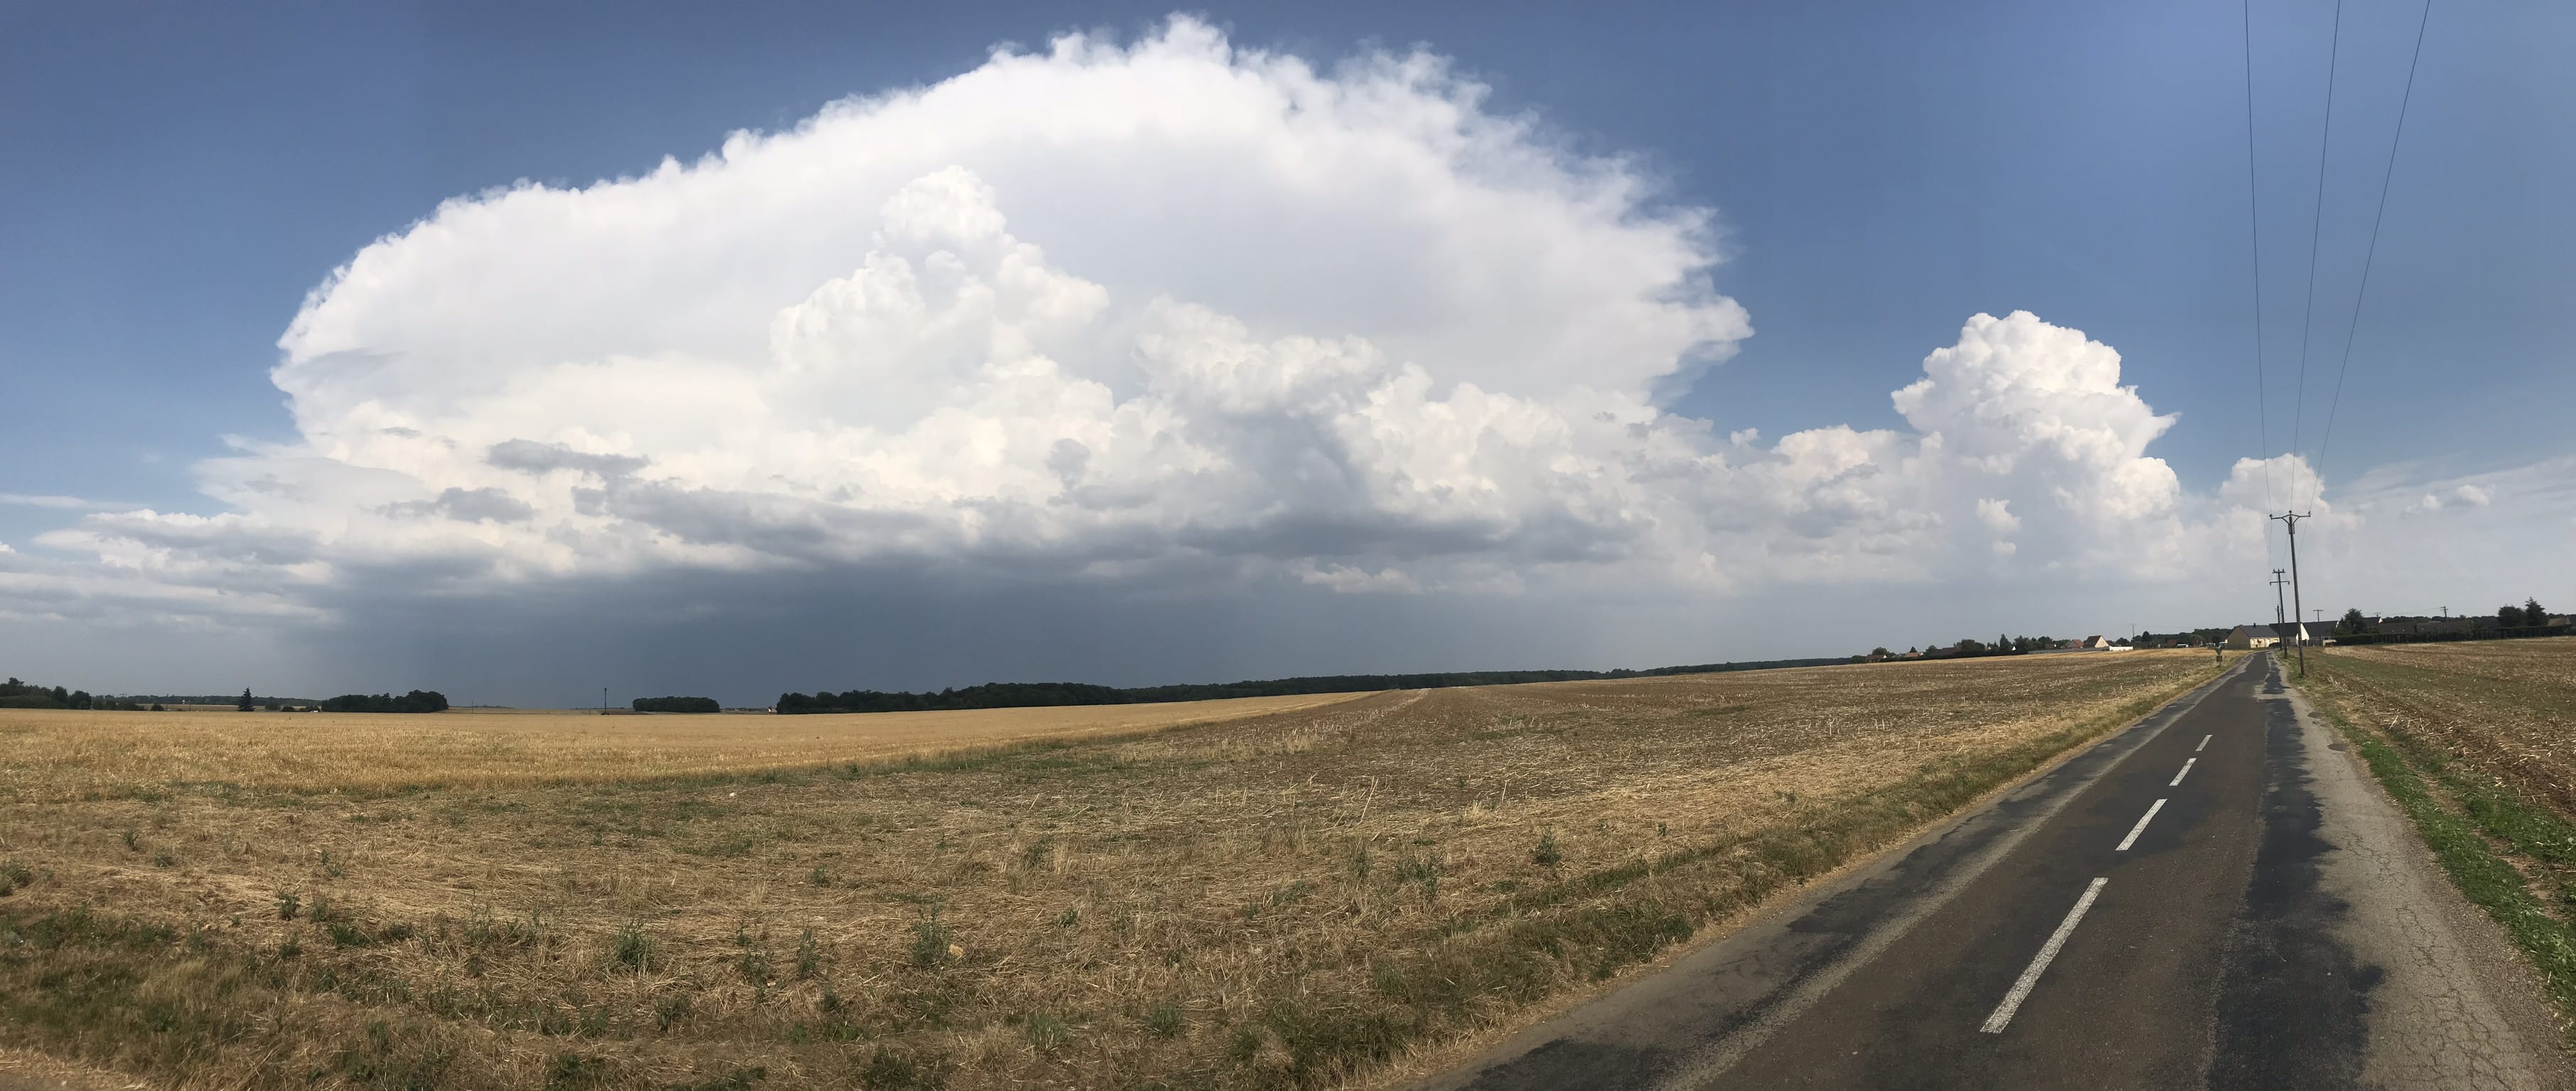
[2225,622,2315,649]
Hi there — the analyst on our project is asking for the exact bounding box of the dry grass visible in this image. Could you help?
[0,651,2221,1090]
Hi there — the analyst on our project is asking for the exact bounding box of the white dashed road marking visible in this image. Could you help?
[2116,799,2166,852]
[2170,758,2197,787]
[2196,734,2211,752]
[1981,877,2110,1033]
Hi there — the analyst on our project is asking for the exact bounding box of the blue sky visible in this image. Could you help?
[3,1,2568,702]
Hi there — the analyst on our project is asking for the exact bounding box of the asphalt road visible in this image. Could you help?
[1422,654,2574,1090]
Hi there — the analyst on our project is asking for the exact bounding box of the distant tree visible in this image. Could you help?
[1869,647,1891,661]
[2500,604,2527,628]
[150,703,165,712]
[237,688,254,712]
[632,695,720,713]
[2339,608,2368,636]
[2528,597,2550,625]
[1956,638,1988,656]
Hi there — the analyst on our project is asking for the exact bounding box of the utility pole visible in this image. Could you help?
[601,686,608,712]
[2270,570,2290,626]
[2271,512,2312,677]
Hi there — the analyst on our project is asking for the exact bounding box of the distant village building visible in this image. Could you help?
[2224,622,2320,648]
[2080,635,2111,650]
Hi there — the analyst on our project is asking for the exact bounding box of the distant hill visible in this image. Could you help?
[776,657,1848,715]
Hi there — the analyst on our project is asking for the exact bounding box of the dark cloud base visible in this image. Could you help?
[284,568,1647,709]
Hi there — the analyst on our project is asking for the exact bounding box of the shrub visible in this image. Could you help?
[909,911,953,968]
[612,923,654,971]
[1024,1012,1071,1055]
[794,928,821,979]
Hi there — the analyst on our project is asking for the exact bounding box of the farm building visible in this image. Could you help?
[2225,622,2319,648]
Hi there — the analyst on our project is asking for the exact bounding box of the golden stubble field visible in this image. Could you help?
[2302,638,2576,813]
[0,694,1368,801]
[0,652,2223,1090]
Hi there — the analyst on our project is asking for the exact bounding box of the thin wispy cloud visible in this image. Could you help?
[0,493,122,510]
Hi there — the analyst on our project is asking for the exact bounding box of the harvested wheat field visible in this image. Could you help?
[0,651,2222,1090]
[0,695,1368,801]
[2303,638,2576,815]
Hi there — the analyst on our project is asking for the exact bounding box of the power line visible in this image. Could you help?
[2290,0,2347,499]
[2316,0,2434,484]
[2241,0,2279,542]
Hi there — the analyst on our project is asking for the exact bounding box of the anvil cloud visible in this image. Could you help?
[7,18,2559,697]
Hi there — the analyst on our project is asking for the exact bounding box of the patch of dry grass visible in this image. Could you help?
[0,652,2221,1089]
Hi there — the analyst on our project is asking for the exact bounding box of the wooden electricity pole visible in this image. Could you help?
[2271,512,2312,677]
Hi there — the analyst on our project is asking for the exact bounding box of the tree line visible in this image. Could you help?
[775,658,1849,714]
[2329,597,2562,643]
[2499,597,2554,629]
[0,677,148,710]
[1865,634,2087,661]
[315,690,450,713]
[1,678,447,714]
[632,695,720,713]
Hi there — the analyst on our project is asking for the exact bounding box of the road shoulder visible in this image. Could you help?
[2285,675,2576,1090]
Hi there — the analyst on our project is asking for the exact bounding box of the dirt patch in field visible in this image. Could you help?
[0,652,2219,1089]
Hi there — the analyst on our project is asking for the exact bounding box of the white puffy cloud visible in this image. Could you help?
[23,16,2556,652]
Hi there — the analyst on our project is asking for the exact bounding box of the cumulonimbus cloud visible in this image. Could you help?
[26,15,2550,637]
